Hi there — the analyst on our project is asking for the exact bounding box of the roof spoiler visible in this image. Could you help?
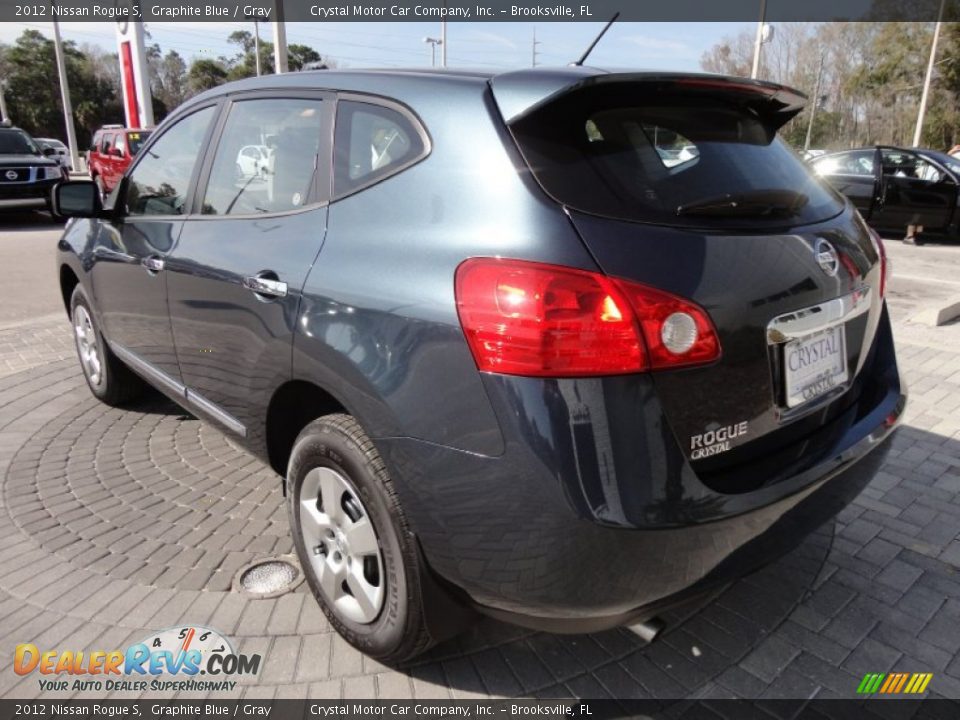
[490,69,807,131]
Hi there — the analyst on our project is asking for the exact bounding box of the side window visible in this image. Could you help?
[813,151,874,177]
[90,133,101,153]
[879,149,942,181]
[125,106,215,217]
[334,100,426,197]
[201,97,326,216]
[114,134,126,157]
[100,133,113,154]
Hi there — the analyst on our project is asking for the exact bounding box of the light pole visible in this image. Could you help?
[424,37,442,68]
[913,0,946,147]
[272,0,288,73]
[51,18,80,173]
[750,0,773,79]
[0,79,9,124]
[245,16,262,77]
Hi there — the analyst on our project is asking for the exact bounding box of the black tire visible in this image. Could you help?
[288,414,435,663]
[69,285,144,406]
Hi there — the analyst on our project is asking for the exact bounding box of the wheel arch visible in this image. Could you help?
[59,264,80,315]
[265,379,350,481]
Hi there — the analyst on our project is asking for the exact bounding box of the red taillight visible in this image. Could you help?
[867,226,889,298]
[613,279,722,370]
[454,258,720,377]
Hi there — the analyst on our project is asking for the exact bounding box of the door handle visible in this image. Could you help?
[142,256,164,274]
[243,274,288,299]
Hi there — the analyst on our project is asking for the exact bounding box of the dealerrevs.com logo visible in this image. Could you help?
[15,626,261,693]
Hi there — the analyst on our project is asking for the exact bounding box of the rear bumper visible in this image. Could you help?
[376,308,904,623]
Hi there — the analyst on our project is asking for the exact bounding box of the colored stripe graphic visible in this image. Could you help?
[857,672,932,694]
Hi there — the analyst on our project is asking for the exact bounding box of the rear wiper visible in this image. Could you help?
[676,190,809,217]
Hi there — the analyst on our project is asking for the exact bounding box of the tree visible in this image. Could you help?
[227,29,274,78]
[287,43,321,71]
[187,58,228,95]
[1,29,120,148]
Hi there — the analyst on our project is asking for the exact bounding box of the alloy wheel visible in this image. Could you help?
[73,305,103,387]
[299,466,385,624]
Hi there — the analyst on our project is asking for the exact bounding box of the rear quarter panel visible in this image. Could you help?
[293,78,597,456]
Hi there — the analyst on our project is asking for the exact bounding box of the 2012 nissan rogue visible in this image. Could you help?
[53,67,905,662]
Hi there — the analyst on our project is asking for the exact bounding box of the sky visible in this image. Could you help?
[0,21,754,72]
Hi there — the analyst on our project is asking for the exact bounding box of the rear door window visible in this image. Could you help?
[200,97,327,216]
[510,84,844,229]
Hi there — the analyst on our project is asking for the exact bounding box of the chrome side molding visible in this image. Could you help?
[108,342,247,438]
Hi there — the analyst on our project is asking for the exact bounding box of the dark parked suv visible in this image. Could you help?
[53,68,905,662]
[0,124,67,212]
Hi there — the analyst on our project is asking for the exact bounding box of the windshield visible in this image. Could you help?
[510,84,844,229]
[127,130,151,156]
[0,130,40,156]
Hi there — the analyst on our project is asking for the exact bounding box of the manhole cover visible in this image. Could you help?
[234,555,303,598]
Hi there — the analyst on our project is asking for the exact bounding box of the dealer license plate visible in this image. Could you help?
[784,324,848,408]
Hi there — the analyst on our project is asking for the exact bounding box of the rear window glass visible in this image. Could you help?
[510,84,844,229]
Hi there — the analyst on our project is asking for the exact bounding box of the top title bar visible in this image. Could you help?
[5,0,959,22]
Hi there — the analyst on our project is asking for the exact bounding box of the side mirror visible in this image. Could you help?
[52,181,102,219]
[42,146,57,157]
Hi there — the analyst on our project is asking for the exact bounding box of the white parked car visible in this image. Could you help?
[35,138,72,171]
[235,144,271,178]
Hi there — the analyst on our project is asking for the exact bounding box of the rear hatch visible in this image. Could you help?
[496,72,887,493]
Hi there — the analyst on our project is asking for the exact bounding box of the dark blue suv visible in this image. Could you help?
[53,67,905,662]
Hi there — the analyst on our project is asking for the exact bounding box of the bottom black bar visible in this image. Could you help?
[2,699,960,720]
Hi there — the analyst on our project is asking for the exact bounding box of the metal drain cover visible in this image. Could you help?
[234,556,303,598]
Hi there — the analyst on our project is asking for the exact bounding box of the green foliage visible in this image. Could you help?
[0,28,327,146]
[187,59,229,95]
[287,44,322,71]
[0,29,122,148]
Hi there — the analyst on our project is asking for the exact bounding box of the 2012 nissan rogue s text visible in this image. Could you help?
[53,67,905,663]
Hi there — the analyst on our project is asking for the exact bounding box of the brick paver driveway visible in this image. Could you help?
[1,220,959,702]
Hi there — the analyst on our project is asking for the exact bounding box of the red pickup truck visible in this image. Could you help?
[88,125,152,196]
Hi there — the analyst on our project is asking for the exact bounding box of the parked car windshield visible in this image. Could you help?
[127,130,151,156]
[0,129,41,156]
[510,84,845,229]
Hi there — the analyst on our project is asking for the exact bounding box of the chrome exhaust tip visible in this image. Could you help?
[627,617,666,643]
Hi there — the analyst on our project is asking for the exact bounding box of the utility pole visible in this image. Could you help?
[441,20,447,68]
[750,0,767,79]
[913,0,946,147]
[51,18,80,173]
[804,53,825,152]
[250,18,262,76]
[272,0,288,73]
[532,26,540,67]
[0,79,9,123]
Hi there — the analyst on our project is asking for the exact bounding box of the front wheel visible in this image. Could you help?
[70,285,144,405]
[287,414,436,663]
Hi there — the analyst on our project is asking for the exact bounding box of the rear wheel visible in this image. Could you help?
[288,414,436,662]
[70,285,144,405]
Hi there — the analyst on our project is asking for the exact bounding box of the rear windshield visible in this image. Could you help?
[510,84,844,229]
[127,130,151,156]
